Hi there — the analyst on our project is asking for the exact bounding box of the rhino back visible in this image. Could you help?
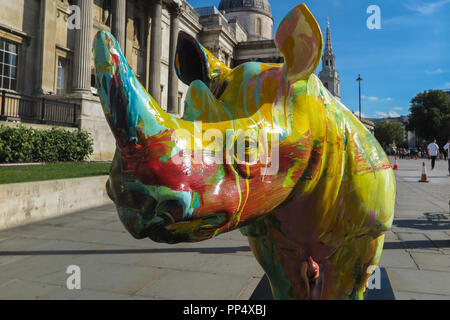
[311,74,395,236]
[279,74,395,241]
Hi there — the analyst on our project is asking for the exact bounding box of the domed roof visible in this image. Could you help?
[218,0,272,16]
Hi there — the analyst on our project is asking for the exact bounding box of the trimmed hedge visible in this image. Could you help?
[0,125,93,163]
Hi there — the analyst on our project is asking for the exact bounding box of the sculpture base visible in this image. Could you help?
[250,268,396,300]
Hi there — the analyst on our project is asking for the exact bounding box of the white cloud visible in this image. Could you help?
[405,0,450,15]
[445,82,450,88]
[376,111,388,118]
[393,107,403,111]
[353,111,366,118]
[364,96,394,102]
[389,111,400,117]
[426,68,448,74]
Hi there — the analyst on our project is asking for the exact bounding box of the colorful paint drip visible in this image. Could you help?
[94,3,395,300]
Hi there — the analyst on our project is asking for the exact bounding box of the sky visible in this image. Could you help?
[187,0,450,118]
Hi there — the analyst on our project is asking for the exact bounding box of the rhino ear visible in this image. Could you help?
[275,4,323,83]
[175,31,230,86]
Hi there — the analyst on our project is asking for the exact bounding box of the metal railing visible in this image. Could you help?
[0,90,80,128]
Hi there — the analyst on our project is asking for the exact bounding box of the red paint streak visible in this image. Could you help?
[118,128,311,225]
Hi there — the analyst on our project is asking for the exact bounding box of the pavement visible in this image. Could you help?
[0,157,448,300]
[378,157,450,300]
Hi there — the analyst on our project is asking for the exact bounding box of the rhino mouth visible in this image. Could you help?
[145,212,229,244]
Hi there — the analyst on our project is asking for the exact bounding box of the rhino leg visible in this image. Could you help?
[242,217,321,300]
[320,234,385,300]
[246,236,293,299]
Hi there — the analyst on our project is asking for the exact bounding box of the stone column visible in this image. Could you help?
[112,0,126,49]
[34,0,46,94]
[144,14,151,91]
[167,3,181,114]
[72,0,93,92]
[149,0,162,105]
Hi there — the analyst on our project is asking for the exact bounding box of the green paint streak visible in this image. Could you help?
[207,165,225,184]
[241,216,293,299]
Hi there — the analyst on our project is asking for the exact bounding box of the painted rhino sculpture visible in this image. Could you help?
[94,4,395,300]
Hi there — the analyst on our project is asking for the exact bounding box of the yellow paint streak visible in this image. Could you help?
[232,170,242,224]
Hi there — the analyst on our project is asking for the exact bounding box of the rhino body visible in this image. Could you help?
[94,4,395,300]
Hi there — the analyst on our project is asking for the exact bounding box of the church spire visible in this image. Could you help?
[325,17,333,55]
[319,18,340,100]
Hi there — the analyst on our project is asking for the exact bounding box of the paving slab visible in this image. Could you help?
[135,269,251,300]
[135,248,263,277]
[394,291,450,300]
[36,261,170,296]
[409,251,450,272]
[378,249,418,270]
[385,268,450,296]
[43,288,137,300]
[0,278,64,300]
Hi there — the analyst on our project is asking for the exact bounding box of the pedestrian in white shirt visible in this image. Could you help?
[427,139,439,170]
[443,140,450,175]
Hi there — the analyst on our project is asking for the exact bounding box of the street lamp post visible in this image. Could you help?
[356,74,363,121]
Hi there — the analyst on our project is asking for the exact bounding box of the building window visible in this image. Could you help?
[101,0,112,26]
[256,18,262,35]
[91,72,98,95]
[57,57,68,95]
[223,52,229,67]
[0,38,19,91]
[324,82,328,89]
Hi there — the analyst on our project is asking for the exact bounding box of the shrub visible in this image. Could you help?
[0,125,94,163]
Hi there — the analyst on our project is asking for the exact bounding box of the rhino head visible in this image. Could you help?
[94,4,324,244]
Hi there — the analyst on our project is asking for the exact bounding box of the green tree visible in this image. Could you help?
[407,90,450,147]
[374,120,405,149]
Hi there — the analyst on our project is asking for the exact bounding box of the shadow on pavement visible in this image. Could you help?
[0,246,252,256]
[250,268,395,300]
[401,176,448,179]
[393,212,450,230]
[384,240,449,250]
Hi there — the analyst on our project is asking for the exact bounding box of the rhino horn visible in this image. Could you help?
[94,30,175,148]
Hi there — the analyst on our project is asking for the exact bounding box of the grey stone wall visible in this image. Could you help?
[0,175,112,231]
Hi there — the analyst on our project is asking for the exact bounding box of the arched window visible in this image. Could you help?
[256,18,262,35]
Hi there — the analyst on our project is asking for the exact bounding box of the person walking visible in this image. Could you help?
[444,140,450,176]
[427,139,439,171]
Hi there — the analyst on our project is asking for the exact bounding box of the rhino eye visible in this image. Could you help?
[232,136,262,179]
[234,137,258,164]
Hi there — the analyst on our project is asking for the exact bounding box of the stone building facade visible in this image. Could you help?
[0,0,282,160]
